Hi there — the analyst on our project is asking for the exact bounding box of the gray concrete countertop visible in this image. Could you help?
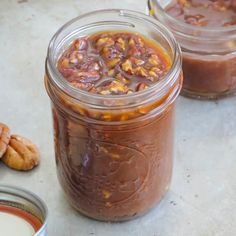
[0,1,236,235]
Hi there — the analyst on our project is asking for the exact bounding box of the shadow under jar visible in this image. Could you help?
[45,9,182,221]
[148,0,236,99]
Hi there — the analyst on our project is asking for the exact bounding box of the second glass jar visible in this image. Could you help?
[148,0,236,99]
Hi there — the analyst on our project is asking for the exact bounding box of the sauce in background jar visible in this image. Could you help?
[45,10,182,221]
[149,0,236,99]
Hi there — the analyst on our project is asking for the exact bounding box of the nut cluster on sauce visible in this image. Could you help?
[166,0,236,27]
[0,122,40,171]
[57,32,171,95]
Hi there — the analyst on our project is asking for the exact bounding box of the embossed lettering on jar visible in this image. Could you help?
[45,10,182,221]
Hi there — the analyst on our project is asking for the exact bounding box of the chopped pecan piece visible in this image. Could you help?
[212,1,227,11]
[148,55,160,66]
[99,89,111,95]
[105,202,112,207]
[88,87,98,93]
[108,69,115,77]
[116,73,129,84]
[116,37,126,51]
[74,39,87,50]
[96,37,115,48]
[102,190,111,199]
[136,83,149,91]
[107,58,120,68]
[128,38,135,46]
[149,70,158,77]
[185,15,208,26]
[60,58,69,68]
[130,57,145,66]
[77,71,100,83]
[134,67,148,77]
[109,81,128,94]
[178,0,190,7]
[151,67,161,75]
[121,60,133,74]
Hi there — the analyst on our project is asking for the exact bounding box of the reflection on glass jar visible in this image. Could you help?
[148,0,236,99]
[45,9,182,221]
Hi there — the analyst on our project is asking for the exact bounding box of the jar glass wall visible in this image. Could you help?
[148,0,236,99]
[45,9,182,221]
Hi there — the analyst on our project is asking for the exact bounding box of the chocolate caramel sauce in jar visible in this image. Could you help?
[149,0,236,99]
[45,10,182,221]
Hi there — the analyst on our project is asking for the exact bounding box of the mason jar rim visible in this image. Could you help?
[46,9,182,109]
[148,0,236,35]
[0,185,48,236]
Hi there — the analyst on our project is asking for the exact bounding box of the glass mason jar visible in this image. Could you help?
[148,0,236,99]
[45,9,182,221]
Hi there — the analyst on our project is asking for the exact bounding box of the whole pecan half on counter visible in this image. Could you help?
[0,123,10,158]
[2,135,40,171]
